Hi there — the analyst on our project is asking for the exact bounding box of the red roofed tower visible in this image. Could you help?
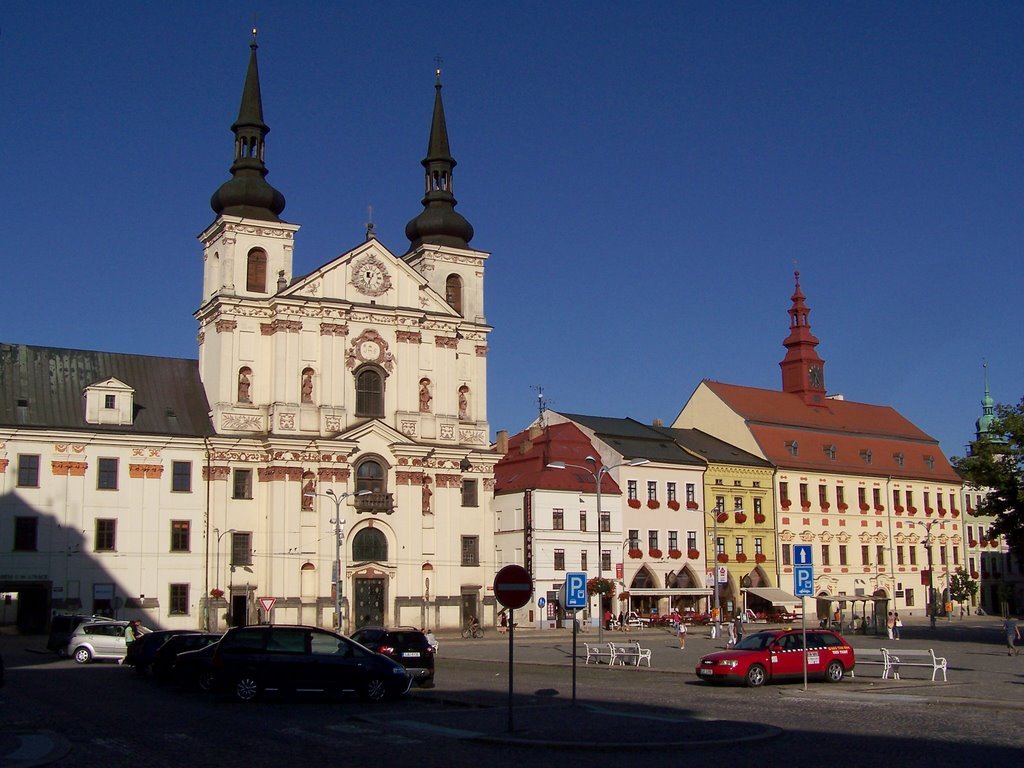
[779,271,827,405]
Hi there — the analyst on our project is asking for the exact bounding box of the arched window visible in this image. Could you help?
[355,367,384,418]
[237,367,253,403]
[356,459,386,495]
[351,528,388,563]
[246,249,268,293]
[445,274,463,314]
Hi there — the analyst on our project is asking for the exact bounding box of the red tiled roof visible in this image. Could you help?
[494,422,622,495]
[705,380,959,482]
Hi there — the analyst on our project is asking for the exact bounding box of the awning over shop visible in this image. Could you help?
[743,587,800,606]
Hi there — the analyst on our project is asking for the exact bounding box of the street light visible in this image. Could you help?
[698,505,737,641]
[547,456,650,642]
[305,489,371,632]
[911,519,944,629]
[214,527,237,594]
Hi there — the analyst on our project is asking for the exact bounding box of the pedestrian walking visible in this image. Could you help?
[886,611,896,640]
[726,619,737,648]
[733,615,744,645]
[677,620,687,650]
[1004,616,1021,656]
[893,612,902,640]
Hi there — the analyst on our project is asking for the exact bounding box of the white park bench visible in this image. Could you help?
[884,648,948,682]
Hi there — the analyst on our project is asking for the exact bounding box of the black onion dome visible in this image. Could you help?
[405,71,473,248]
[210,36,286,222]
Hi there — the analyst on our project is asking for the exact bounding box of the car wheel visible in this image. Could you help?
[826,660,845,683]
[361,676,388,702]
[56,648,68,659]
[234,675,260,702]
[745,664,766,687]
[197,671,215,693]
[73,647,92,664]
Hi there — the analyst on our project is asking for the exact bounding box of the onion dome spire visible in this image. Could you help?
[405,68,474,249]
[976,361,996,439]
[210,29,286,222]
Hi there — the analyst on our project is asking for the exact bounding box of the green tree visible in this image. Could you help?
[947,567,978,610]
[954,398,1024,562]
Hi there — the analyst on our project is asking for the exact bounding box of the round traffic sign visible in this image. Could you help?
[493,564,533,609]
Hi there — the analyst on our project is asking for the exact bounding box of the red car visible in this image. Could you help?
[695,628,855,687]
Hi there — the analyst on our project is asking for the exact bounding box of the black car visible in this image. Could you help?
[47,614,113,656]
[349,627,435,687]
[210,625,411,702]
[125,630,198,675]
[151,633,220,683]
[171,639,221,692]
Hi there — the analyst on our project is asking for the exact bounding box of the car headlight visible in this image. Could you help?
[717,660,739,668]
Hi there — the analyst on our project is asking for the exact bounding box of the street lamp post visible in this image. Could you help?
[698,506,735,641]
[305,489,370,632]
[914,520,944,630]
[214,527,237,593]
[547,456,650,643]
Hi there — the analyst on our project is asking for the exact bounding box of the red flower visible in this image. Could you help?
[969,539,978,548]
[717,553,729,563]
[736,553,748,563]
[820,502,831,511]
[859,503,870,512]
[687,548,700,560]
[780,499,792,510]
[874,505,885,512]
[628,548,643,559]
[647,499,660,510]
[754,513,766,524]
[735,513,747,524]
[649,548,663,558]
[801,502,812,511]
[667,500,681,511]
[970,570,980,579]
[895,505,905,514]
[755,553,767,563]
[686,501,699,510]
[716,512,729,524]
[951,508,960,517]
[668,549,682,559]
[837,503,849,511]
[628,499,642,509]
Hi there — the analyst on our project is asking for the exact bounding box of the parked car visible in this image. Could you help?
[66,620,133,663]
[125,630,198,675]
[349,627,435,687]
[210,625,412,702]
[151,633,220,683]
[171,639,221,691]
[47,614,114,656]
[695,628,855,687]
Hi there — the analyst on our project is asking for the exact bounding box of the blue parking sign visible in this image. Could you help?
[565,572,587,609]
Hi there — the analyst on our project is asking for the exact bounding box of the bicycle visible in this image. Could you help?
[461,624,484,639]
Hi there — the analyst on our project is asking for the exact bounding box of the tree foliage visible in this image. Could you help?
[948,567,978,606]
[953,398,1024,562]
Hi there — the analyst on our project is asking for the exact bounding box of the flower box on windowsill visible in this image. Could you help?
[717,553,729,563]
[755,553,767,563]
[968,539,978,548]
[628,548,643,559]
[837,503,848,512]
[970,570,980,579]
[801,503,812,512]
[667,500,681,511]
[649,548,663,559]
[628,499,641,509]
[951,508,960,517]
[925,507,935,516]
[210,588,225,599]
[668,549,682,559]
[687,548,701,560]
[647,500,660,510]
[820,502,830,511]
[735,513,747,524]
[780,500,792,510]
[895,506,905,514]
[859,503,870,513]
[716,512,729,524]
[736,553,747,563]
[754,513,766,524]
[686,501,699,510]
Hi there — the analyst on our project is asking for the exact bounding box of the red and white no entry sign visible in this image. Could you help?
[493,564,533,609]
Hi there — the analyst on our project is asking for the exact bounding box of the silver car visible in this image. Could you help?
[66,621,131,664]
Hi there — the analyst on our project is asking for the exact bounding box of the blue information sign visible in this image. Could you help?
[565,572,588,609]
[793,545,814,597]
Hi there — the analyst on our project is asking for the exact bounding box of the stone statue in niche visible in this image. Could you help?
[301,369,314,404]
[238,369,252,403]
[419,378,432,413]
[422,477,433,514]
[458,386,470,421]
[301,475,315,510]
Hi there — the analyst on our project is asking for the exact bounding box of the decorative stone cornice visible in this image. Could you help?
[396,470,425,485]
[434,336,459,349]
[317,468,351,482]
[258,466,304,482]
[129,464,164,479]
[435,473,463,488]
[260,319,303,336]
[203,466,231,481]
[396,331,422,344]
[475,345,488,357]
[320,322,350,336]
[51,461,87,477]
[215,319,238,333]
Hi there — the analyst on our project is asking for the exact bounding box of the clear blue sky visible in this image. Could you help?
[3,2,1021,458]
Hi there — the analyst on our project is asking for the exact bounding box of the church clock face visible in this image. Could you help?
[808,364,823,388]
[352,255,392,297]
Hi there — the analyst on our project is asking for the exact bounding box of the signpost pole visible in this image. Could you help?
[802,595,807,691]
[571,608,577,705]
[507,608,514,733]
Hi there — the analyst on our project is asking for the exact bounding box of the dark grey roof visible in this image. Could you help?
[653,426,772,469]
[556,412,705,467]
[0,344,213,437]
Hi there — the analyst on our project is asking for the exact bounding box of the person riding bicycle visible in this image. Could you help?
[468,615,480,632]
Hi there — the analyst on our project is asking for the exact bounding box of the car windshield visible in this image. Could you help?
[734,632,777,650]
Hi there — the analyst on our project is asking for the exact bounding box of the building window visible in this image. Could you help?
[13,517,38,551]
[169,584,189,615]
[836,486,845,507]
[628,529,640,549]
[352,528,387,562]
[355,459,386,495]
[554,549,565,571]
[905,589,915,607]
[16,455,40,488]
[97,458,118,490]
[838,545,847,565]
[893,489,901,509]
[232,469,253,499]
[648,530,659,550]
[821,545,830,566]
[355,367,385,418]
[949,493,956,511]
[601,550,611,572]
[877,545,885,566]
[687,531,697,551]
[873,488,882,508]
[445,274,463,314]
[753,498,762,515]
[909,546,917,566]
[937,492,945,511]
[785,440,799,457]
[823,444,836,461]
[581,550,588,571]
[733,496,743,511]
[170,521,190,552]
[231,531,253,566]
[246,248,267,292]
[939,547,947,566]
[461,535,479,567]
[782,544,791,565]
[924,455,935,470]
[906,491,914,509]
[779,482,789,503]
[755,537,764,555]
[799,483,809,505]
[860,449,872,465]
[893,452,905,467]
[897,546,905,565]
[461,479,478,507]
[95,519,116,552]
[172,461,192,493]
[647,481,657,501]
[627,480,638,501]
[600,512,610,533]
[715,536,725,556]
[715,495,725,512]
[923,491,930,510]
[104,394,116,409]
[685,484,695,503]
[552,508,564,530]
[669,531,679,551]
[818,485,828,506]
[735,537,744,554]
[667,482,677,502]
[858,487,867,507]
[579,511,587,532]
[952,546,959,565]
[861,545,870,564]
